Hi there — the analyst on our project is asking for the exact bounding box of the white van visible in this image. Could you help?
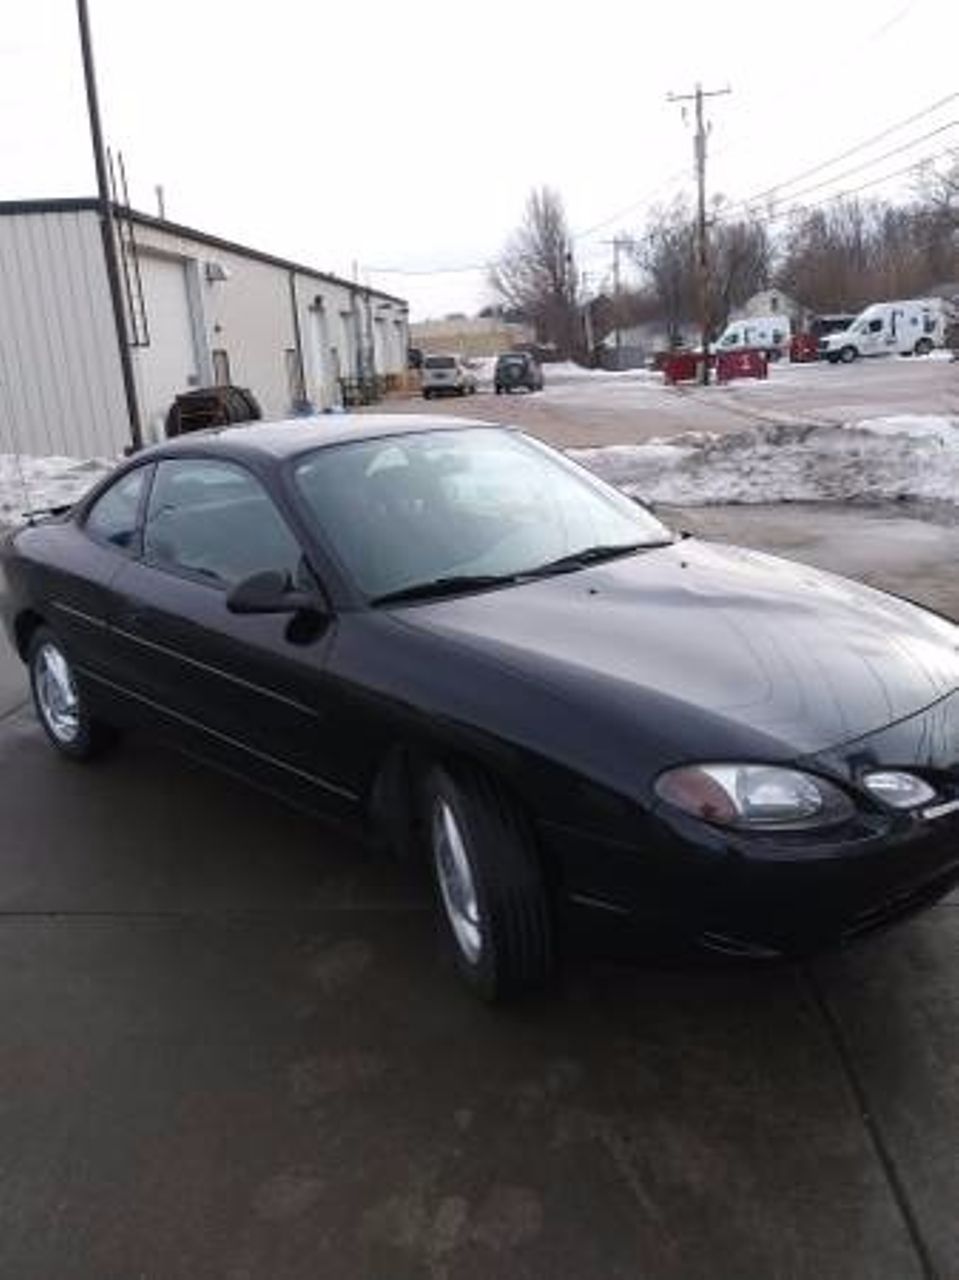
[713,315,792,360]
[819,298,946,363]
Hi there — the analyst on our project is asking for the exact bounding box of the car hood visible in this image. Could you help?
[392,539,959,757]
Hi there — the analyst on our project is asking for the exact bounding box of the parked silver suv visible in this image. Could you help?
[421,354,477,399]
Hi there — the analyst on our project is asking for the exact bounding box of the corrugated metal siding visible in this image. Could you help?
[0,210,128,459]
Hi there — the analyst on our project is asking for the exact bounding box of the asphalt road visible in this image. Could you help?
[372,354,959,447]
[4,506,959,1278]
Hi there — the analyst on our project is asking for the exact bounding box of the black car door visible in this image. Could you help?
[39,464,153,690]
[108,456,354,818]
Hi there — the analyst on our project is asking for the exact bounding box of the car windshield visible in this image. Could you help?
[424,356,456,369]
[293,427,672,601]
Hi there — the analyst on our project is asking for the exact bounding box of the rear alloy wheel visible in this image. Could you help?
[915,337,934,356]
[425,765,553,1000]
[28,626,116,761]
[839,345,857,364]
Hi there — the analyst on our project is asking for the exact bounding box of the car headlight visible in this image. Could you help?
[861,771,936,809]
[655,764,854,830]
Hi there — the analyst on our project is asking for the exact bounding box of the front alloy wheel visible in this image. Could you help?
[425,765,553,1000]
[432,798,483,965]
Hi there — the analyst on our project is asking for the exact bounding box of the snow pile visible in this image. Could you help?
[572,415,959,506]
[3,412,959,529]
[0,454,113,526]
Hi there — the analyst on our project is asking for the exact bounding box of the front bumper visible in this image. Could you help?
[547,807,959,960]
[544,686,959,958]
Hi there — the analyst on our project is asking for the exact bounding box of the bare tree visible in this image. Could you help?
[636,197,768,340]
[709,206,771,328]
[634,198,697,344]
[489,188,580,357]
[775,191,957,311]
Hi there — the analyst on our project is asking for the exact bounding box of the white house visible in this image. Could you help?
[739,289,810,327]
[0,199,409,458]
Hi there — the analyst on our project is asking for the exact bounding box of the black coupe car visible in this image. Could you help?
[4,416,959,1000]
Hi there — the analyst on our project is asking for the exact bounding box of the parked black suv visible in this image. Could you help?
[494,352,544,394]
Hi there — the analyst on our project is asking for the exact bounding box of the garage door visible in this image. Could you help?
[134,255,199,440]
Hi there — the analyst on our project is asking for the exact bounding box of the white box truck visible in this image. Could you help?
[713,315,792,360]
[819,298,947,363]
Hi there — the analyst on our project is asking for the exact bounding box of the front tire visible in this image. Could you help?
[424,765,553,1001]
[28,626,116,761]
[839,345,857,364]
[915,337,934,356]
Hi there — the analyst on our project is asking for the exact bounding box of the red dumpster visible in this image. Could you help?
[662,352,705,385]
[716,348,768,384]
[790,332,819,363]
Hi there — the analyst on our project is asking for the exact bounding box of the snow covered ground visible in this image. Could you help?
[2,410,959,529]
[572,415,959,506]
[0,454,113,526]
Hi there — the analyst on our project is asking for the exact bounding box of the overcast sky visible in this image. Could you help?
[1,0,955,319]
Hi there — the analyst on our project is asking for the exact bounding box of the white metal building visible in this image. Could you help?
[0,198,409,458]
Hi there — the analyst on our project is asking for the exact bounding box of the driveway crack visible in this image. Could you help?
[803,964,939,1280]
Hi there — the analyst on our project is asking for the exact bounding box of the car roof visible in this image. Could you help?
[140,414,506,464]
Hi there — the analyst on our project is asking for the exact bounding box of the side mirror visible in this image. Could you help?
[226,569,321,616]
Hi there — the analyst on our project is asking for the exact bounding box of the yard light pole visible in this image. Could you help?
[76,0,143,451]
[668,83,731,386]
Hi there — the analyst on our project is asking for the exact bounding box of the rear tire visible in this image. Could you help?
[424,764,554,1001]
[915,338,934,356]
[423,389,433,400]
[27,626,117,762]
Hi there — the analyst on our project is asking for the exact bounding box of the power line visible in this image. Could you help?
[572,163,692,241]
[726,89,959,214]
[721,143,959,230]
[364,166,694,278]
[364,260,489,275]
[721,119,959,222]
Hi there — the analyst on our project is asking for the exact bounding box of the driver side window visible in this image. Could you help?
[143,458,304,588]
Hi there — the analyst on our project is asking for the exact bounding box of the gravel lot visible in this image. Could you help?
[371,353,959,447]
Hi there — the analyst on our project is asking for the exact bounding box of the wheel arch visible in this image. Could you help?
[13,608,46,661]
[365,736,549,870]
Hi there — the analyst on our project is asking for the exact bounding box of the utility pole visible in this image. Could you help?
[580,271,595,360]
[601,235,629,366]
[668,83,731,385]
[76,0,143,451]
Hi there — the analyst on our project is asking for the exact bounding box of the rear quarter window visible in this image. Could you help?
[84,466,150,553]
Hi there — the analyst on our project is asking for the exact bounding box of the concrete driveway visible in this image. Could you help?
[2,505,959,1279]
[374,355,959,447]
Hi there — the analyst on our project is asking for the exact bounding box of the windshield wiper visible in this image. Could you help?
[527,540,671,577]
[371,540,675,604]
[371,573,520,605]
